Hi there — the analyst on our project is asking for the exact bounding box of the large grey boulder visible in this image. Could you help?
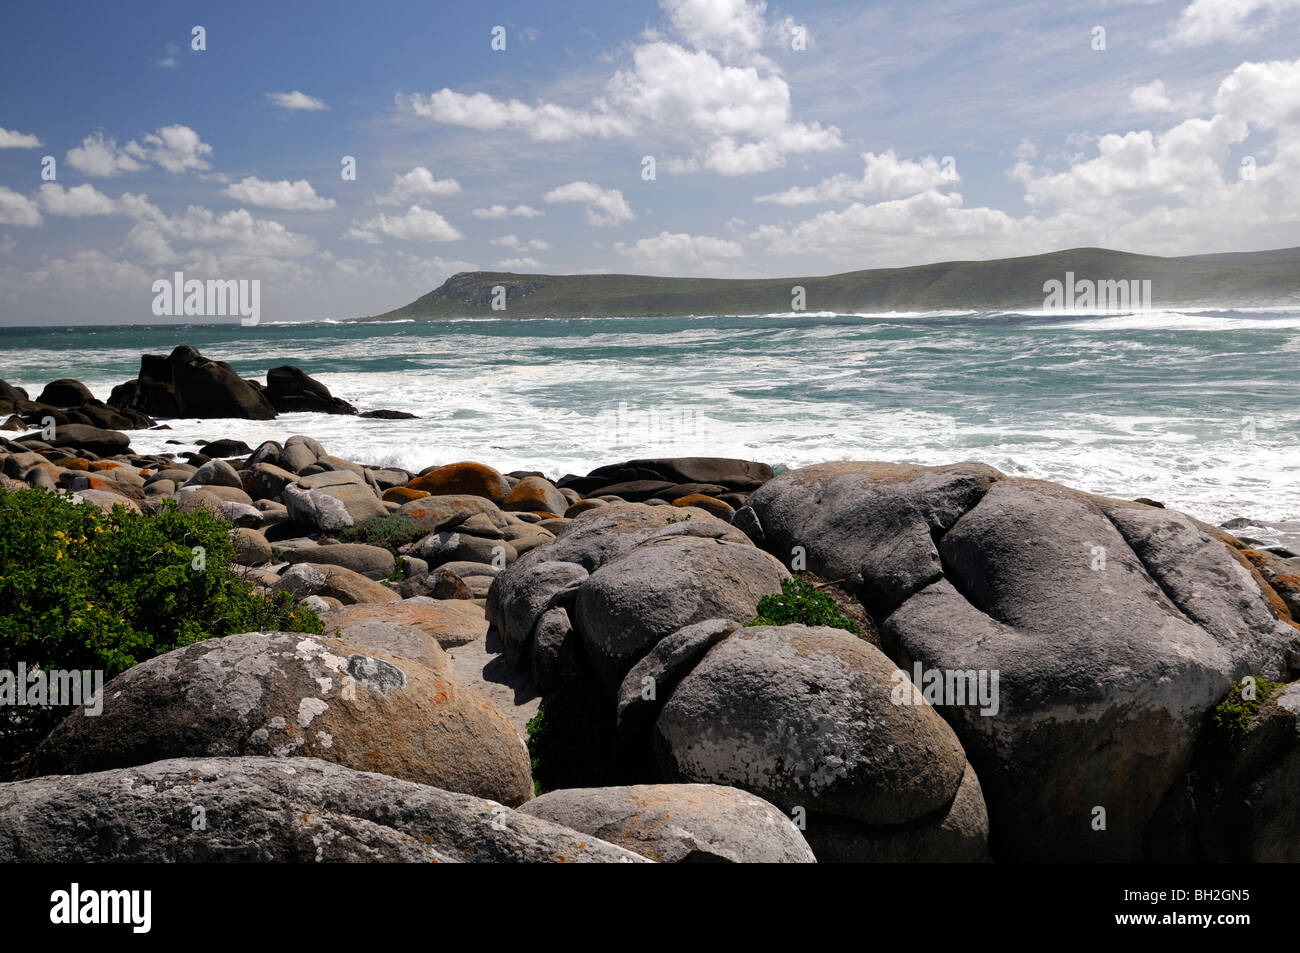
[654,624,969,827]
[0,757,643,862]
[884,480,1299,860]
[800,763,990,863]
[25,631,533,806]
[1187,680,1300,862]
[486,560,589,667]
[616,618,739,746]
[745,461,1000,614]
[530,502,750,573]
[283,482,386,532]
[183,457,242,489]
[575,536,788,693]
[421,531,516,568]
[520,783,816,863]
[746,463,1300,859]
[277,435,323,473]
[18,423,129,457]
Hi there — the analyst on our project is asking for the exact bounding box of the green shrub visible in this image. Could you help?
[748,576,861,634]
[339,513,425,556]
[0,487,321,679]
[1210,676,1284,741]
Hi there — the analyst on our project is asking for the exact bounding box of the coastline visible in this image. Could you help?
[2,413,1298,863]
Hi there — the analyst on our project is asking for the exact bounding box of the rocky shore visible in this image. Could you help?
[1,354,1298,863]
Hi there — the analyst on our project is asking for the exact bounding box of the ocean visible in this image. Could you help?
[1,308,1298,540]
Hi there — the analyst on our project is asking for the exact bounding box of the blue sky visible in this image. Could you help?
[1,0,1299,324]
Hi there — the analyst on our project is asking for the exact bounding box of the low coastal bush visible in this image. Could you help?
[748,576,862,634]
[0,487,321,678]
[339,513,425,556]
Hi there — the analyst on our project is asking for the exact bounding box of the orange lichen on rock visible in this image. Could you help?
[406,462,509,503]
[671,493,734,520]
[383,486,429,504]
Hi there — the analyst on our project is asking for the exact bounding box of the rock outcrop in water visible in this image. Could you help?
[1,421,1297,863]
[2,346,397,426]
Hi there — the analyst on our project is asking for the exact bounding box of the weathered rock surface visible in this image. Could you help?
[26,631,533,806]
[0,757,643,862]
[279,541,395,580]
[800,763,991,863]
[266,365,357,415]
[408,462,509,504]
[321,597,488,649]
[654,624,968,827]
[520,783,816,863]
[748,462,1300,860]
[575,536,788,692]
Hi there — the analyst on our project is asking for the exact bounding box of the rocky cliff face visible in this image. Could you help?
[429,273,546,308]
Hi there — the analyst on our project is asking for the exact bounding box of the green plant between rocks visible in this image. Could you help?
[1210,676,1284,742]
[338,513,425,556]
[747,576,862,634]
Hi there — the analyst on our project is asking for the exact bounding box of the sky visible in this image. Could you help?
[1,0,1299,325]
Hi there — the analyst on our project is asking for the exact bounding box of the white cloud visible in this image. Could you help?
[1129,79,1206,114]
[346,205,463,243]
[0,126,41,149]
[22,250,155,292]
[400,0,840,177]
[38,183,117,216]
[543,181,635,226]
[119,193,316,267]
[756,150,958,205]
[406,90,632,140]
[490,235,549,250]
[157,42,179,69]
[471,204,543,219]
[123,125,213,174]
[267,90,329,111]
[66,125,212,177]
[222,176,336,211]
[0,187,42,226]
[495,256,543,269]
[1161,0,1300,48]
[753,190,1034,266]
[65,132,146,177]
[662,0,768,59]
[375,166,461,204]
[614,230,744,274]
[754,57,1300,267]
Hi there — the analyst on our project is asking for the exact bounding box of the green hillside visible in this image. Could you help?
[360,246,1300,320]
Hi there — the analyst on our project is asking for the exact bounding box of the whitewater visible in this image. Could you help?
[1,306,1297,539]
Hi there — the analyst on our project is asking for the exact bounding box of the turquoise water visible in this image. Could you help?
[1,308,1297,527]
